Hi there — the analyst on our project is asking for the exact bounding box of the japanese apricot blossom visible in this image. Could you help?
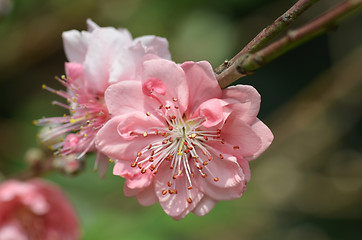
[34,20,171,176]
[96,59,273,219]
[0,179,80,240]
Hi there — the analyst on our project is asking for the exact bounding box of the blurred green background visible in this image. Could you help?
[0,0,361,239]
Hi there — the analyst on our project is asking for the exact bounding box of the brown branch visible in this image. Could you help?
[12,158,54,181]
[217,0,362,88]
[214,0,320,75]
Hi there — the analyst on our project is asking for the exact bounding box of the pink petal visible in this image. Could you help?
[105,81,160,117]
[65,62,83,83]
[193,153,245,201]
[192,98,223,128]
[181,61,222,114]
[95,114,164,161]
[245,118,274,161]
[62,30,90,63]
[123,185,138,197]
[218,111,262,159]
[142,78,166,96]
[222,85,261,124]
[142,59,189,114]
[192,196,217,217]
[238,158,251,182]
[113,160,154,189]
[155,165,203,220]
[134,35,171,60]
[83,27,133,94]
[86,19,99,32]
[0,222,27,240]
[136,184,158,206]
[27,179,80,239]
[95,152,109,178]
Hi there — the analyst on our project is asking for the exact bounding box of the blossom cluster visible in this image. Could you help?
[0,179,80,240]
[35,19,273,220]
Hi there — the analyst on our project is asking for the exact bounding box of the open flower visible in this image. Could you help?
[34,19,171,176]
[0,179,80,240]
[95,59,273,219]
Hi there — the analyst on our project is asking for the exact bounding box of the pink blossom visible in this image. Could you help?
[95,59,273,219]
[0,179,80,240]
[35,19,171,176]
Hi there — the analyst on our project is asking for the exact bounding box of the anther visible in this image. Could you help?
[214,177,219,182]
[109,159,114,163]
[189,133,197,139]
[131,162,137,167]
[146,112,151,116]
[137,152,142,157]
[138,163,142,169]
[233,146,240,150]
[168,181,172,187]
[203,161,208,166]
[162,190,167,195]
[143,131,148,137]
[219,154,224,159]
[141,168,146,174]
[187,186,193,190]
[201,173,207,178]
[187,198,193,204]
[203,136,208,140]
[168,126,173,131]
[172,98,178,102]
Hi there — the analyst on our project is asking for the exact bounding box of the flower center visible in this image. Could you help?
[34,76,109,158]
[130,101,230,203]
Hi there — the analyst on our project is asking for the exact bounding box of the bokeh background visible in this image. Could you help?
[0,0,361,239]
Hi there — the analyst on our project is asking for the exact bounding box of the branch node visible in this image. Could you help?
[235,65,247,75]
[281,13,293,23]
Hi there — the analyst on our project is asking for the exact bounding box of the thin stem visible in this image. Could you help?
[217,0,362,88]
[215,0,320,74]
[12,158,54,181]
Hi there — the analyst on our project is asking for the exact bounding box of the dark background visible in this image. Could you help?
[0,0,361,239]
